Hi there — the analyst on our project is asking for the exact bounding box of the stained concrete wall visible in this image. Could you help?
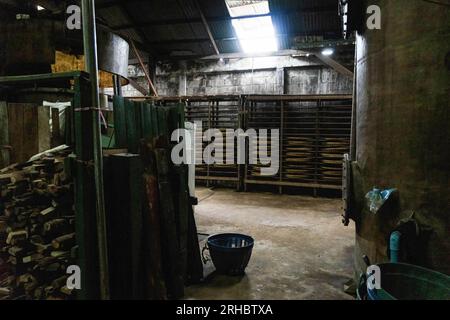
[353,0,450,276]
[286,68,353,95]
[117,55,353,97]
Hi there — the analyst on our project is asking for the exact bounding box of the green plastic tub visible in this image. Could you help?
[366,263,450,300]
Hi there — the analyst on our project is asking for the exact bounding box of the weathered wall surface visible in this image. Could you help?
[286,68,353,95]
[117,55,353,97]
[353,0,450,277]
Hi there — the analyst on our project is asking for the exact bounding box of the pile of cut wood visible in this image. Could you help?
[0,149,76,300]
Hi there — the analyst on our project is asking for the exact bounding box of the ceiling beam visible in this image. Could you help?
[201,49,309,60]
[109,6,338,31]
[146,31,339,45]
[127,77,149,96]
[294,39,355,49]
[112,3,158,58]
[193,0,220,57]
[130,40,159,96]
[314,53,354,78]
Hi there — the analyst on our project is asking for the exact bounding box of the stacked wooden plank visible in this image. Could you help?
[0,149,76,300]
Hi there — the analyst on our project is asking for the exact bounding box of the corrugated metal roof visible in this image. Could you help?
[270,0,341,50]
[95,0,343,59]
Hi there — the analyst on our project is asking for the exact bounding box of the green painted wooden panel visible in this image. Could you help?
[113,96,127,148]
[151,104,159,137]
[135,101,143,143]
[106,153,144,299]
[157,107,169,138]
[125,99,140,153]
[141,101,153,140]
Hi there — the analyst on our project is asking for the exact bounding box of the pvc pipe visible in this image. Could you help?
[390,231,402,263]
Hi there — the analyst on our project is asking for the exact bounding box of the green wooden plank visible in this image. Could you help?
[113,96,127,148]
[141,102,153,140]
[135,101,143,142]
[125,99,139,153]
[167,106,180,134]
[157,107,169,138]
[72,77,101,300]
[64,102,74,146]
[151,103,159,137]
[106,153,144,299]
[178,102,186,129]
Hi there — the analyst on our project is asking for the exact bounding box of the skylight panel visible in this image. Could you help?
[225,0,278,54]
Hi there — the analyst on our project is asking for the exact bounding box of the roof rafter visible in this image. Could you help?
[108,6,337,31]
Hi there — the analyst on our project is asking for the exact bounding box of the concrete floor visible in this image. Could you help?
[185,187,355,300]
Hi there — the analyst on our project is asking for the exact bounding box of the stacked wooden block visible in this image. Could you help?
[0,150,76,300]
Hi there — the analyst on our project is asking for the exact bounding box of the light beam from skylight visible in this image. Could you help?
[225,0,278,54]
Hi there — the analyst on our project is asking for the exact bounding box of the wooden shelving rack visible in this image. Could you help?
[243,95,352,193]
[149,94,352,193]
[154,96,242,189]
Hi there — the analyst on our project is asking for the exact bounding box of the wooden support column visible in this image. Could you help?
[140,140,167,299]
[0,101,10,168]
[155,147,184,299]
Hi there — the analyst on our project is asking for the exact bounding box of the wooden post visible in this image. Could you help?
[140,140,167,299]
[0,101,10,168]
[155,147,184,299]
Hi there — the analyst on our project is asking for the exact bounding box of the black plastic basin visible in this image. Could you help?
[207,233,254,276]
